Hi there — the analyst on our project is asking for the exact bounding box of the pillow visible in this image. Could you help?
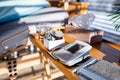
[0,0,49,24]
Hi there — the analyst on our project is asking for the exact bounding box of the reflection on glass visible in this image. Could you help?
[37,24,46,36]
[37,23,52,39]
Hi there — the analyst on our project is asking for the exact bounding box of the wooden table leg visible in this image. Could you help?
[39,52,44,64]
[41,52,51,80]
[44,58,51,80]
[39,51,51,80]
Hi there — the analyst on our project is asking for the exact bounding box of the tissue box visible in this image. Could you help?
[43,38,65,50]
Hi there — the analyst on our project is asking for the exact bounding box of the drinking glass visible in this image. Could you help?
[37,23,47,39]
[36,23,52,39]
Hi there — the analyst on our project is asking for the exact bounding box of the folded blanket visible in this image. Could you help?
[0,0,49,24]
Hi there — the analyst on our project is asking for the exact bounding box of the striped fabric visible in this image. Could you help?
[85,0,120,44]
[85,0,120,12]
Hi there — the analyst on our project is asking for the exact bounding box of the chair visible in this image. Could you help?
[48,0,89,17]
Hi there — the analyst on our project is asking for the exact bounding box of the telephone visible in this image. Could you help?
[53,40,92,66]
